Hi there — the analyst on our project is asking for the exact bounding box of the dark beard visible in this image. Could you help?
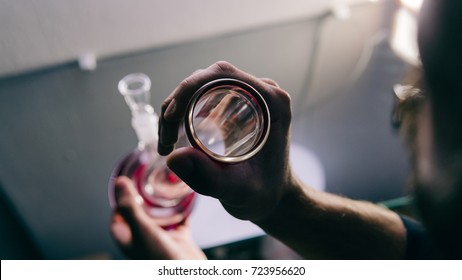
[396,71,462,258]
[414,171,462,259]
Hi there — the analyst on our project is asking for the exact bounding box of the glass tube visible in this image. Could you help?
[185,79,270,163]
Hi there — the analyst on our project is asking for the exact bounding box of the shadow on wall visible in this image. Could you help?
[0,182,42,259]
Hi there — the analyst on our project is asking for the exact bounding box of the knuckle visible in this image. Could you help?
[191,68,204,75]
[179,76,194,90]
[211,61,236,75]
[161,98,173,113]
[261,77,280,88]
[272,87,291,108]
[279,89,292,107]
[270,88,292,123]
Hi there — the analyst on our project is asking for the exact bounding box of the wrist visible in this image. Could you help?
[252,174,316,230]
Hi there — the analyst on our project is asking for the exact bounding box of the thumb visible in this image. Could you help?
[167,147,228,198]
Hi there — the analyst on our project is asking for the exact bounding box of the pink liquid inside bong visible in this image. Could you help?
[108,73,195,229]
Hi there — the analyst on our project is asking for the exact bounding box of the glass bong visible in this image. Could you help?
[108,73,195,229]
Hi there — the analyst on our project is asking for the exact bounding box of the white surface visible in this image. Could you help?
[0,0,375,78]
[190,195,263,249]
[290,142,326,190]
[390,7,420,66]
[190,143,325,248]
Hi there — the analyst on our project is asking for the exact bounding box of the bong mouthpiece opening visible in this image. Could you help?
[118,73,152,112]
[185,78,270,163]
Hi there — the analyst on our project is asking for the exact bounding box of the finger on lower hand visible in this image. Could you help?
[110,212,133,247]
[113,176,165,237]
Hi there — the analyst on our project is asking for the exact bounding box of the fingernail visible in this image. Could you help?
[164,98,176,120]
[111,222,132,245]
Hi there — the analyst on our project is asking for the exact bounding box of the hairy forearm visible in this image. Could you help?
[254,178,406,259]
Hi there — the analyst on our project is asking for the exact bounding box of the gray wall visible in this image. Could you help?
[0,9,409,259]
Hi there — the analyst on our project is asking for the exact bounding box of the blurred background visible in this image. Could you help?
[0,0,420,259]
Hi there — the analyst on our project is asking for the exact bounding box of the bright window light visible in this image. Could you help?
[390,0,424,66]
[400,0,423,13]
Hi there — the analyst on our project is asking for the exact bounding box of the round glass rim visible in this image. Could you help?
[185,78,271,163]
[118,73,151,96]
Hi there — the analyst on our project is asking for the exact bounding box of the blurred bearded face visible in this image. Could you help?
[394,68,462,258]
[409,0,462,258]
